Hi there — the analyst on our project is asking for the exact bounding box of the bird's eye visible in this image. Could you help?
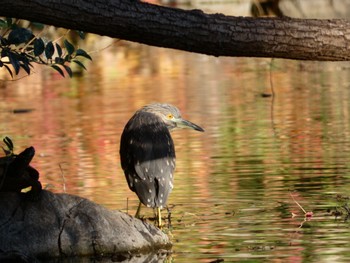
[167,114,174,119]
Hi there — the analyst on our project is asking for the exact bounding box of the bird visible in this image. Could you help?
[119,103,204,227]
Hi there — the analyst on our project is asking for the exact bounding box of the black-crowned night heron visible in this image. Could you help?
[120,103,204,226]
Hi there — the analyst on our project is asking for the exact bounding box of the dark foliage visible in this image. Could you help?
[0,137,42,198]
[0,17,92,78]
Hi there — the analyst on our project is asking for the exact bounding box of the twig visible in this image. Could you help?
[290,192,307,214]
[88,39,121,55]
[58,163,66,193]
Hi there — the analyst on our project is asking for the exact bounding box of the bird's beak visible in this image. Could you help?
[177,118,204,132]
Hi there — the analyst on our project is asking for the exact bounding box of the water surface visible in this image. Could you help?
[2,7,350,263]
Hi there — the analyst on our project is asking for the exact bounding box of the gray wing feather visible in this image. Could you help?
[120,112,175,208]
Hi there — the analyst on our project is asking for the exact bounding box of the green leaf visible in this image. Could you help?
[31,22,45,30]
[33,38,45,56]
[63,65,73,78]
[45,41,55,59]
[64,39,75,56]
[0,19,6,28]
[8,28,34,45]
[77,31,85,40]
[51,64,65,77]
[55,43,62,57]
[72,59,86,70]
[75,49,92,60]
[6,18,12,27]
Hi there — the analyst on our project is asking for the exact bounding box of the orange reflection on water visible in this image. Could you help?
[2,37,350,262]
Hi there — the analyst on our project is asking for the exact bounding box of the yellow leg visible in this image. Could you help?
[135,202,142,218]
[157,207,162,227]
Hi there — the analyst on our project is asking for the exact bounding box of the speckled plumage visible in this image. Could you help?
[120,103,204,213]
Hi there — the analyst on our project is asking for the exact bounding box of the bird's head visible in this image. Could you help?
[142,103,204,132]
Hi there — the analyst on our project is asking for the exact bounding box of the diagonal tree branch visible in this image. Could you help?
[1,0,350,61]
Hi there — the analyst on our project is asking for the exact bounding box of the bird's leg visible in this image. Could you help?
[153,207,162,227]
[135,202,142,218]
[157,207,162,227]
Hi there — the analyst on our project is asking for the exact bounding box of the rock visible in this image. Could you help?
[0,190,172,262]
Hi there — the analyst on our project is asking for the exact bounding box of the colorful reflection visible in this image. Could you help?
[1,35,350,262]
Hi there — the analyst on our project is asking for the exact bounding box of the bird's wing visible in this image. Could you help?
[120,113,176,208]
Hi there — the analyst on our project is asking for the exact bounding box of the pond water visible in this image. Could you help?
[2,4,350,263]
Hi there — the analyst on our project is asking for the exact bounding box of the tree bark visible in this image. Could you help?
[1,0,350,61]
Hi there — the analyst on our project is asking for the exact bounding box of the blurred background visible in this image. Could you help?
[2,0,350,262]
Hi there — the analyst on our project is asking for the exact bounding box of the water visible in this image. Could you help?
[2,6,350,263]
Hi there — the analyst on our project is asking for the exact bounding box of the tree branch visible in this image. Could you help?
[1,0,350,61]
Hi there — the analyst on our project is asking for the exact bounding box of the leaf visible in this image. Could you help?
[75,49,92,60]
[8,28,33,45]
[72,59,86,70]
[77,31,85,40]
[31,22,44,30]
[33,38,45,56]
[1,48,9,58]
[3,136,14,152]
[56,43,63,58]
[4,137,13,149]
[51,64,65,77]
[3,64,13,78]
[20,62,31,75]
[3,136,14,155]
[0,19,6,28]
[54,57,64,64]
[45,41,55,59]
[1,147,11,156]
[64,39,75,55]
[64,54,72,62]
[63,65,73,78]
[21,54,30,65]
[0,36,8,46]
[6,18,12,28]
[8,52,20,75]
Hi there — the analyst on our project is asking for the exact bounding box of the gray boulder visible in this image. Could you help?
[0,190,171,262]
